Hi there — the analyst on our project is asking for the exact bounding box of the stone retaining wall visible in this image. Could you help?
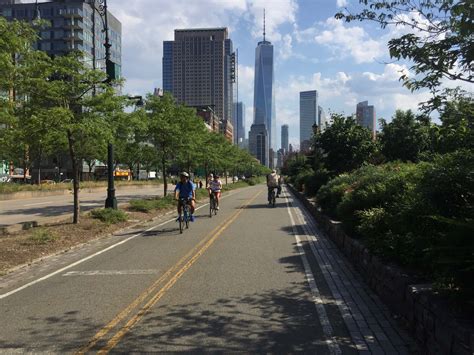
[288,184,474,355]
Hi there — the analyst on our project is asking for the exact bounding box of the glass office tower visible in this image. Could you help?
[252,37,275,166]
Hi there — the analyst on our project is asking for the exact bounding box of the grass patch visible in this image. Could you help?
[129,195,175,212]
[29,228,57,244]
[90,208,128,224]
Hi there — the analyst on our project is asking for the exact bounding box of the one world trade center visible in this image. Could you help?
[249,10,276,168]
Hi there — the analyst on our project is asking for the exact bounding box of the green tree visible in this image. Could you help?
[336,0,473,111]
[0,18,51,181]
[379,109,432,162]
[432,96,474,153]
[146,93,188,196]
[314,114,378,175]
[40,51,116,223]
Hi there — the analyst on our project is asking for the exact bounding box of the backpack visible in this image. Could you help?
[267,173,278,187]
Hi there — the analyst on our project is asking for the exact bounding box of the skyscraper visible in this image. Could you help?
[281,124,289,153]
[300,90,318,152]
[356,101,376,138]
[250,10,275,167]
[248,124,268,166]
[162,41,173,94]
[0,0,122,77]
[318,105,326,131]
[233,102,246,146]
[164,28,234,123]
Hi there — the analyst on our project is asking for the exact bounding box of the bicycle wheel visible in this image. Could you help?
[185,206,190,229]
[179,213,183,234]
[209,197,213,218]
[272,190,276,207]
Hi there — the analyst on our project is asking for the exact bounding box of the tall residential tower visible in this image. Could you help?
[300,90,318,152]
[356,101,376,138]
[233,102,246,147]
[163,28,234,123]
[0,0,122,77]
[281,124,289,153]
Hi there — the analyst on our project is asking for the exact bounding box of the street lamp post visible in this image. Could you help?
[90,0,116,208]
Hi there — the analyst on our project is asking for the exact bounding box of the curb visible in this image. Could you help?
[287,184,474,355]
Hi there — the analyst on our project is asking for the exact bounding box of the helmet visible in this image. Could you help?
[272,169,276,173]
[180,172,189,177]
[209,173,213,177]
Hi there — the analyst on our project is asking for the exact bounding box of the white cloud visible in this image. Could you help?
[279,34,293,60]
[246,0,298,42]
[314,18,386,63]
[336,0,348,7]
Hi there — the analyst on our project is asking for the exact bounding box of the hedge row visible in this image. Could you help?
[316,150,474,299]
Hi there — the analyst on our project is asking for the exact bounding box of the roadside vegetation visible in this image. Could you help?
[0,17,269,224]
[284,0,473,300]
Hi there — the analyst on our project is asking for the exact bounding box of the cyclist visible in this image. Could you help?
[208,174,222,210]
[266,169,279,204]
[277,175,284,197]
[174,172,196,222]
[206,173,213,188]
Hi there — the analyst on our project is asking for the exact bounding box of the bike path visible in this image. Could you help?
[0,185,415,353]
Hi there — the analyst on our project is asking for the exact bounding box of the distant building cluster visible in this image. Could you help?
[299,90,327,153]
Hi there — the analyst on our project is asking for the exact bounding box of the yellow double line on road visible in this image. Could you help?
[76,190,261,354]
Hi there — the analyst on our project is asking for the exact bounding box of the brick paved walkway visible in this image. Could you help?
[286,188,417,354]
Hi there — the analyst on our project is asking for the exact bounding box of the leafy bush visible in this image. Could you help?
[336,163,421,235]
[294,168,314,192]
[90,208,128,224]
[316,173,355,218]
[246,176,265,186]
[301,168,329,197]
[317,150,474,298]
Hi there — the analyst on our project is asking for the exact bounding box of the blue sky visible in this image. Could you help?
[110,0,469,149]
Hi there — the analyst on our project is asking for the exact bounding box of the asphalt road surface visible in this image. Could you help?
[0,185,415,353]
[0,185,171,227]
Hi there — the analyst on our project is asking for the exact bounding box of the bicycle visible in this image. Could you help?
[178,198,192,233]
[268,188,276,208]
[209,192,218,217]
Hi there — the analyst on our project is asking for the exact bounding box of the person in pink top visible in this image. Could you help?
[208,174,223,210]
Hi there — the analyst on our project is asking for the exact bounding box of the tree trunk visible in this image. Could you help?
[68,130,80,224]
[37,145,42,184]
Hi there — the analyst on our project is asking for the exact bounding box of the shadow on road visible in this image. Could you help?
[116,287,356,353]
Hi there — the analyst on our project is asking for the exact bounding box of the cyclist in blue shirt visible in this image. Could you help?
[174,172,196,221]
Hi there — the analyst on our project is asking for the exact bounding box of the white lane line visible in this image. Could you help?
[291,199,371,351]
[284,189,342,355]
[0,218,174,300]
[63,270,159,276]
[0,186,249,300]
[24,201,51,207]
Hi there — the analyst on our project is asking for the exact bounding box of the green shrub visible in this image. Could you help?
[294,168,314,192]
[336,163,421,235]
[318,151,474,298]
[90,208,128,224]
[316,173,354,218]
[29,228,57,244]
[303,168,329,197]
[246,176,265,186]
